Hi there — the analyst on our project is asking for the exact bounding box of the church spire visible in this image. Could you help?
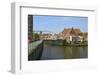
[72,27,74,30]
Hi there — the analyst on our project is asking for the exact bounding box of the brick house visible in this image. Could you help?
[61,27,87,43]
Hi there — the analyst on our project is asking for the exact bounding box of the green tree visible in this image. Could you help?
[82,37,85,45]
[63,39,67,46]
[33,33,40,39]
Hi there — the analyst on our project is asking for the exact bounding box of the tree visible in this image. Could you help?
[63,39,67,45]
[82,37,85,44]
[33,33,40,39]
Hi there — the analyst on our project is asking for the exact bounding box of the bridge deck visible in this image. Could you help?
[28,40,43,55]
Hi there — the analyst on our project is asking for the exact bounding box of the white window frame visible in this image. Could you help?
[11,2,97,74]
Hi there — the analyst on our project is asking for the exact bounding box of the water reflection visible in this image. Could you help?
[41,44,88,60]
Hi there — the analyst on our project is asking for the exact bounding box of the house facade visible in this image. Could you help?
[60,27,87,43]
[37,27,87,42]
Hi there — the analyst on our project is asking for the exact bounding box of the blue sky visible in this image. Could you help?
[33,15,88,33]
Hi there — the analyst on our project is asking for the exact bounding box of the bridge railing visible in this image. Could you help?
[28,40,44,60]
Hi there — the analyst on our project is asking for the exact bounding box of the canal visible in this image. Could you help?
[40,42,88,60]
[28,40,88,60]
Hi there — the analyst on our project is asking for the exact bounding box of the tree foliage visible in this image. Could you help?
[63,39,67,45]
[33,33,40,39]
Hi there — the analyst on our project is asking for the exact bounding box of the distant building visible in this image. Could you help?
[61,27,87,43]
[40,34,52,40]
[38,27,88,42]
[40,33,58,40]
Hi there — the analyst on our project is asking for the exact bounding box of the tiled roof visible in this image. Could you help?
[62,28,81,36]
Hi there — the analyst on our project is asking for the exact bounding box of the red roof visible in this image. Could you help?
[62,28,81,36]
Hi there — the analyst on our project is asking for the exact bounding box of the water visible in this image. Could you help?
[41,44,88,60]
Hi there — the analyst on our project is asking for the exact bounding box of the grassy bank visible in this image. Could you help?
[43,40,88,47]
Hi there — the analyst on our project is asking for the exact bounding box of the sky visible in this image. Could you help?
[33,15,88,33]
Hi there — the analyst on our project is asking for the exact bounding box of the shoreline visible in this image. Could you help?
[51,44,88,47]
